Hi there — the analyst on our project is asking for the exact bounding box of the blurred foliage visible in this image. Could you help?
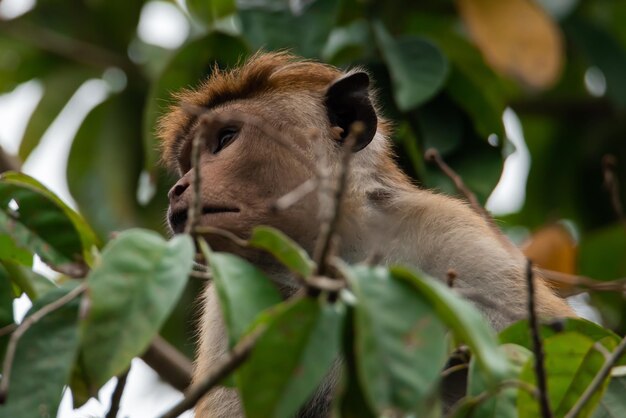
[1,0,626,416]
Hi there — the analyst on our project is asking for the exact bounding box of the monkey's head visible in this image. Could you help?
[159,52,393,261]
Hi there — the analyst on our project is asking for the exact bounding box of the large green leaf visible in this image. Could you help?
[0,284,81,418]
[249,226,315,278]
[208,251,282,347]
[238,297,345,418]
[1,260,56,301]
[391,266,512,386]
[142,32,248,170]
[517,332,609,418]
[374,22,449,112]
[0,234,33,267]
[344,265,448,413]
[500,318,622,356]
[0,172,99,272]
[239,0,340,58]
[592,374,626,418]
[81,229,193,389]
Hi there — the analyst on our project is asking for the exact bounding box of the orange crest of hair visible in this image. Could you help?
[158,51,344,170]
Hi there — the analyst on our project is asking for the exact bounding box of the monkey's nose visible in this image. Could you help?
[168,181,190,201]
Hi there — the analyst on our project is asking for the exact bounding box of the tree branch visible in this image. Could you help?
[526,259,552,418]
[0,283,87,402]
[141,336,193,393]
[158,328,264,418]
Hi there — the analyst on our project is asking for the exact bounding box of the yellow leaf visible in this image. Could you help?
[522,224,577,293]
[457,0,564,89]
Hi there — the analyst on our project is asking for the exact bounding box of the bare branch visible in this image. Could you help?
[0,283,87,402]
[540,268,626,295]
[314,123,362,277]
[105,368,130,418]
[526,259,552,418]
[271,178,318,212]
[564,334,626,418]
[158,328,264,418]
[425,148,515,253]
[0,324,17,338]
[194,226,249,248]
[141,336,193,393]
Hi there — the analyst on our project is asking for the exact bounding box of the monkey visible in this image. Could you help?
[159,52,574,417]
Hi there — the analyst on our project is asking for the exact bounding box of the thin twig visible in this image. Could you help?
[445,379,538,418]
[0,324,17,338]
[425,148,515,252]
[313,123,362,277]
[271,178,318,212]
[602,154,625,224]
[105,368,130,418]
[189,271,213,280]
[0,283,87,402]
[540,268,626,295]
[158,328,264,418]
[441,363,468,378]
[564,334,626,418]
[193,226,249,248]
[526,259,552,418]
[185,125,203,235]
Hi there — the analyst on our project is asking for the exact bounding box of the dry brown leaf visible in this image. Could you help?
[457,0,564,89]
[522,224,577,292]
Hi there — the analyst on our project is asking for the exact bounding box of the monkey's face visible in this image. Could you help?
[166,100,321,256]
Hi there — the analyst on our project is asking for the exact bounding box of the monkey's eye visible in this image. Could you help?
[212,127,239,154]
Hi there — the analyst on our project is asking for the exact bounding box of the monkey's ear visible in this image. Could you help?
[325,72,377,152]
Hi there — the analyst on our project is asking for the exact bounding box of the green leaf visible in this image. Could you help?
[592,374,626,418]
[416,95,463,156]
[187,0,236,26]
[143,32,248,170]
[500,317,622,359]
[81,229,194,389]
[239,0,341,58]
[579,224,626,280]
[238,297,345,418]
[249,226,315,278]
[344,265,448,413]
[565,19,626,108]
[209,251,282,347]
[0,234,33,267]
[0,284,81,418]
[374,22,449,111]
[446,66,505,140]
[464,344,532,418]
[391,266,512,386]
[1,260,57,301]
[0,172,99,271]
[517,332,608,418]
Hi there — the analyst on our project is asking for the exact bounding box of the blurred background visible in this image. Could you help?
[1,0,625,416]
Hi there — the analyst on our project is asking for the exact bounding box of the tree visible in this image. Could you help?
[1,1,626,417]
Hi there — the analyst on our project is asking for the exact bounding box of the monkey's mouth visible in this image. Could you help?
[169,206,241,233]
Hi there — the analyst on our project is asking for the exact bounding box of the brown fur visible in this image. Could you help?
[159,52,574,418]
